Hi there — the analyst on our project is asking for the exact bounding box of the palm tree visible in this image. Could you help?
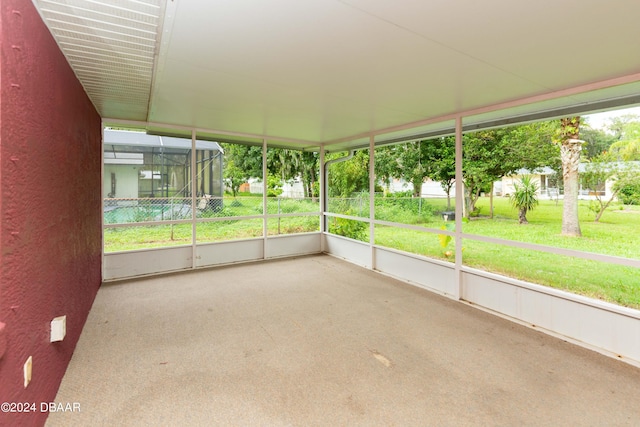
[510,175,539,224]
[559,117,583,236]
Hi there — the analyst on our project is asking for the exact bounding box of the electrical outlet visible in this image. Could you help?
[50,315,67,342]
[24,356,32,388]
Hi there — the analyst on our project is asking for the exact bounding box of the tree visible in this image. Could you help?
[578,125,616,160]
[463,129,518,218]
[221,144,320,200]
[375,141,428,198]
[428,137,456,210]
[606,114,640,141]
[221,143,263,196]
[224,160,246,197]
[500,120,561,213]
[398,142,428,197]
[509,175,539,224]
[299,151,320,199]
[267,148,298,183]
[504,121,561,171]
[267,149,319,199]
[558,117,583,236]
[608,139,640,161]
[374,145,398,195]
[605,114,640,162]
[461,122,561,219]
[582,156,640,221]
[374,137,456,206]
[327,150,370,197]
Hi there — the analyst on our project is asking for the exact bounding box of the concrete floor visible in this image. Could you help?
[48,255,640,426]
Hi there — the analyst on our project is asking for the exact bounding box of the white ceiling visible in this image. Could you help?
[33,0,640,150]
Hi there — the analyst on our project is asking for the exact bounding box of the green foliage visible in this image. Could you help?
[462,122,558,218]
[587,200,603,218]
[617,181,640,205]
[580,125,617,159]
[268,197,317,214]
[509,175,539,224]
[609,139,640,161]
[376,137,456,198]
[437,222,455,257]
[267,149,319,198]
[311,181,320,198]
[327,150,370,197]
[329,215,367,241]
[299,151,320,198]
[220,143,262,197]
[223,161,246,197]
[582,157,640,221]
[372,192,439,225]
[220,143,320,200]
[605,114,640,141]
[266,176,283,197]
[559,116,581,140]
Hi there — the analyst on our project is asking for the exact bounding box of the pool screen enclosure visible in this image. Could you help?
[103,129,224,220]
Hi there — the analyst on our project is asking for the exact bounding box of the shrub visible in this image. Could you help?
[618,182,640,205]
[374,195,435,224]
[509,175,539,224]
[329,213,367,241]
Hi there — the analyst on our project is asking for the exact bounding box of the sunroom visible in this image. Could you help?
[1,0,640,425]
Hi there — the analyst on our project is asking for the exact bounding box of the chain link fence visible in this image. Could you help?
[104,197,223,224]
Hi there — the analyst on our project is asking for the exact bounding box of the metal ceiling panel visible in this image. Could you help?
[33,0,163,121]
[33,0,640,149]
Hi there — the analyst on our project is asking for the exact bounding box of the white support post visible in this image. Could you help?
[319,145,326,253]
[100,123,105,281]
[454,116,463,299]
[369,135,376,270]
[191,130,197,269]
[262,139,268,259]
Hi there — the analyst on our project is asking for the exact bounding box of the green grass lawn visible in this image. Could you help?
[468,198,639,308]
[104,196,320,251]
[104,195,640,309]
[373,197,640,309]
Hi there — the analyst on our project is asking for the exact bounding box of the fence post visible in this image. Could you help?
[170,197,174,240]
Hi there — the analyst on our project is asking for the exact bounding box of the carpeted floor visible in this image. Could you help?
[47,255,640,426]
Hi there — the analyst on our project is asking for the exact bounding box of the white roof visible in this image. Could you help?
[103,130,222,151]
[34,0,640,151]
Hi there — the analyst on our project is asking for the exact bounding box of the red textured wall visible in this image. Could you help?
[0,0,102,425]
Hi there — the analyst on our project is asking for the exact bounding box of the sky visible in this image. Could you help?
[583,106,640,130]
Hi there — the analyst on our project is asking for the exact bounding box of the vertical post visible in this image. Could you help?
[319,145,326,252]
[369,135,376,270]
[262,138,268,259]
[170,197,174,241]
[101,124,105,282]
[454,116,464,299]
[191,130,197,269]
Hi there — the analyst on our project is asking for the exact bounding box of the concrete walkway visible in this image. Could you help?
[48,255,640,426]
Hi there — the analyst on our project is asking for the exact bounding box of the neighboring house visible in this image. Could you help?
[241,177,307,198]
[577,161,640,200]
[103,129,224,202]
[384,178,455,197]
[498,167,559,199]
[500,161,640,201]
